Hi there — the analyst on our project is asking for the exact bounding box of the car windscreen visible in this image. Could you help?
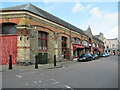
[80,54,86,58]
[87,54,92,56]
[93,54,97,56]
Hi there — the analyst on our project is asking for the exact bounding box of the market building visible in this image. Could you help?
[104,38,119,55]
[95,33,119,55]
[0,4,104,65]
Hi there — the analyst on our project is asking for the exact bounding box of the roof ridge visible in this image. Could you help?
[21,3,31,10]
[1,3,86,35]
[28,4,84,32]
[2,3,27,10]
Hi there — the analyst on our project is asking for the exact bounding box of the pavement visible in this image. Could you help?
[1,60,78,72]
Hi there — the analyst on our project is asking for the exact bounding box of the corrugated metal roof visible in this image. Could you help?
[1,3,86,35]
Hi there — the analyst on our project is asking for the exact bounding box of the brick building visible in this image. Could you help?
[0,4,104,65]
[95,32,119,55]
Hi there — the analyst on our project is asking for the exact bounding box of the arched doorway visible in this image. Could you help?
[0,23,17,65]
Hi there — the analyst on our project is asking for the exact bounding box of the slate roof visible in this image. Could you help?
[1,3,86,35]
[93,36,103,43]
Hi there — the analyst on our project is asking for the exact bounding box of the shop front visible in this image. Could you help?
[73,44,84,60]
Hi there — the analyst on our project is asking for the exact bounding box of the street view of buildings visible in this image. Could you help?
[0,3,119,65]
[0,3,119,89]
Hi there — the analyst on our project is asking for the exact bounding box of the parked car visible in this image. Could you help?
[106,53,110,56]
[78,53,93,62]
[92,54,99,60]
[101,53,109,57]
[100,53,106,57]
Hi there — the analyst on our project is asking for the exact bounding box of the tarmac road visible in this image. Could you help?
[2,56,118,89]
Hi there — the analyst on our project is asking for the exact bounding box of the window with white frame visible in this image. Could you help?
[96,43,98,48]
[72,37,81,44]
[82,40,88,46]
[92,43,96,47]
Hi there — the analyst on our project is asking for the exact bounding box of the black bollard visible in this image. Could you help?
[9,55,12,70]
[54,55,56,66]
[35,55,38,69]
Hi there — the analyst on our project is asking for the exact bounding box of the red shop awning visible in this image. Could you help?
[93,47,98,50]
[73,44,84,50]
[97,48,102,52]
[84,46,89,48]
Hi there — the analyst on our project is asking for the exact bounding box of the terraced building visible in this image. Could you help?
[0,4,104,65]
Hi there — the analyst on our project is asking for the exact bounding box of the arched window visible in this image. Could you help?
[112,44,115,48]
[2,23,17,34]
[92,43,96,47]
[72,37,81,44]
[96,43,98,48]
[82,40,88,46]
[107,46,109,49]
[62,36,67,59]
[38,31,48,50]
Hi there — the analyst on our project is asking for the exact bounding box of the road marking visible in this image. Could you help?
[65,85,72,88]
[39,80,42,83]
[52,81,60,85]
[25,83,29,86]
[50,78,56,81]
[34,81,37,84]
[16,75,22,78]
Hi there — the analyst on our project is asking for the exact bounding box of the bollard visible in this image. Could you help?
[35,55,38,69]
[9,55,12,70]
[54,55,56,66]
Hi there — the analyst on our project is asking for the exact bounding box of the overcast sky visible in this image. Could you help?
[1,1,118,39]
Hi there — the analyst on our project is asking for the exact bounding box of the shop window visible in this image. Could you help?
[105,50,107,53]
[82,40,88,46]
[72,37,81,44]
[62,36,67,59]
[96,43,98,48]
[92,43,96,47]
[2,23,17,34]
[38,31,48,50]
[107,46,109,49]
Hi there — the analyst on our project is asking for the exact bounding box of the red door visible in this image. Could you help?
[0,35,17,65]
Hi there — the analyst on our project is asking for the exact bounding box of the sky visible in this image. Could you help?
[1,1,118,39]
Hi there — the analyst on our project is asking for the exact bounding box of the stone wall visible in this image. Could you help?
[0,11,105,64]
[17,31,30,64]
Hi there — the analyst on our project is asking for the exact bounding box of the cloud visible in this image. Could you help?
[80,11,118,39]
[41,0,49,4]
[90,7,102,18]
[112,26,118,37]
[86,5,92,9]
[104,12,118,21]
[72,3,84,13]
